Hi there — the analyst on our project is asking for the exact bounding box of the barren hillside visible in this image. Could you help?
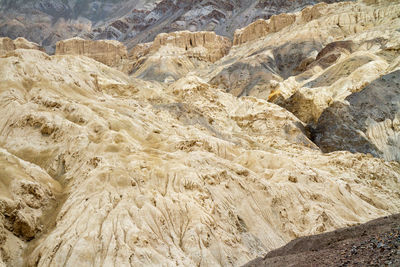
[0,0,400,266]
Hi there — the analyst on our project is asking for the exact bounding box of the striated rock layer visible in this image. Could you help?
[0,47,399,266]
[0,37,43,54]
[151,31,231,63]
[205,0,400,161]
[129,31,231,82]
[0,0,350,52]
[1,0,400,266]
[55,37,127,67]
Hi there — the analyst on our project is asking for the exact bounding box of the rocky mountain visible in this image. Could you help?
[244,213,400,266]
[1,0,400,266]
[0,0,348,53]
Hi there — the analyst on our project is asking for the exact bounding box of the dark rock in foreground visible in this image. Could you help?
[243,213,400,267]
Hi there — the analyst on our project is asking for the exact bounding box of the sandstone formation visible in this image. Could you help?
[233,13,297,46]
[232,2,329,46]
[0,37,42,55]
[233,19,270,46]
[1,45,399,266]
[206,0,400,163]
[129,31,231,82]
[0,37,14,54]
[1,0,400,266]
[151,31,231,63]
[55,37,127,67]
[0,0,349,52]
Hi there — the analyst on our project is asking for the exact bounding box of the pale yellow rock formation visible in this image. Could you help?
[1,0,400,266]
[55,37,128,67]
[233,11,297,45]
[0,37,42,55]
[210,0,400,161]
[233,19,270,46]
[269,13,297,33]
[151,31,231,63]
[301,3,328,23]
[0,37,15,54]
[129,31,232,81]
[212,0,400,107]
[0,47,399,266]
[128,42,152,62]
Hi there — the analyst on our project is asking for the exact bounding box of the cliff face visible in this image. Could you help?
[0,0,350,52]
[1,48,399,267]
[151,31,231,63]
[0,37,43,54]
[208,0,400,161]
[55,38,127,67]
[1,0,400,266]
[313,70,400,161]
[233,3,326,46]
[128,31,231,82]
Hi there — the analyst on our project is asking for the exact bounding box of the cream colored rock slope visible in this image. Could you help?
[0,46,400,267]
[204,0,400,161]
[129,31,231,82]
[210,0,400,101]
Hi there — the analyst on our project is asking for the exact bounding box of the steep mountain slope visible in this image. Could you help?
[1,34,400,267]
[1,0,400,266]
[0,0,349,53]
[193,0,400,161]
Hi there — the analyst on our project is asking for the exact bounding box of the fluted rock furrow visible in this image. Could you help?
[151,31,232,63]
[0,37,43,55]
[55,38,128,67]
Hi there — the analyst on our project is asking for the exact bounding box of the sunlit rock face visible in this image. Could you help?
[204,0,400,161]
[128,31,232,82]
[1,46,399,267]
[0,37,43,54]
[1,0,400,267]
[55,37,128,67]
[0,0,349,52]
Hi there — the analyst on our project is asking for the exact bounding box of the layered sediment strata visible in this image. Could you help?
[151,31,232,63]
[0,37,42,55]
[55,37,127,67]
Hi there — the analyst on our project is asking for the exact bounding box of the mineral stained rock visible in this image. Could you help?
[313,70,400,161]
[55,37,128,67]
[0,37,43,54]
[129,31,232,82]
[0,0,400,266]
[0,0,350,52]
[1,46,400,267]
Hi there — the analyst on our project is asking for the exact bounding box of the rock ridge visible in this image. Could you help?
[55,37,128,67]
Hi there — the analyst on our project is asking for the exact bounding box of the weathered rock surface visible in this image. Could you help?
[55,37,127,67]
[0,148,60,267]
[205,1,400,165]
[0,0,350,52]
[233,13,297,46]
[0,37,42,55]
[129,31,231,82]
[1,46,399,266]
[1,0,400,266]
[151,31,231,63]
[312,70,400,161]
[244,213,400,267]
[211,0,400,100]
